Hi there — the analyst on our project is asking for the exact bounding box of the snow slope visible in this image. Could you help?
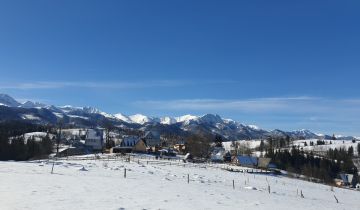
[114,113,133,123]
[175,114,199,124]
[129,114,155,124]
[160,116,177,125]
[0,155,358,210]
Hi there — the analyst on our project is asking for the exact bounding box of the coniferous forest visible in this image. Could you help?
[0,121,54,161]
[266,146,358,184]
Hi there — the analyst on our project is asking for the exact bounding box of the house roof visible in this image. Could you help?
[142,131,161,147]
[121,136,141,147]
[268,163,277,169]
[143,131,160,139]
[235,156,258,166]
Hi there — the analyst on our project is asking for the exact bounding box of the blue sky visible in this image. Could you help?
[0,0,359,135]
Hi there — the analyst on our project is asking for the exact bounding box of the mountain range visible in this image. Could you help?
[0,93,357,141]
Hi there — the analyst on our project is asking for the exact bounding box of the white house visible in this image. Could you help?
[85,129,103,151]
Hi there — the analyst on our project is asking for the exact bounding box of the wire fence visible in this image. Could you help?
[49,153,348,204]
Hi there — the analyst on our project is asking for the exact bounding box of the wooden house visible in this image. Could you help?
[110,135,147,153]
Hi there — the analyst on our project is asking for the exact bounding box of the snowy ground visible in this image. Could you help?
[0,155,359,210]
[223,140,261,151]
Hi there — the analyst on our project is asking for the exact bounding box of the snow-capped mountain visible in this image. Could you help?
[174,114,199,125]
[247,125,260,130]
[129,114,158,124]
[160,116,177,125]
[0,94,21,107]
[289,129,319,139]
[199,114,223,124]
[20,101,47,109]
[0,93,358,141]
[114,113,133,123]
[334,135,355,140]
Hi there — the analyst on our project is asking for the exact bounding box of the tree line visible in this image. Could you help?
[266,146,358,184]
[0,121,54,161]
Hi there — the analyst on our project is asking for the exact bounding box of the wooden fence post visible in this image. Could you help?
[124,168,127,178]
[51,161,55,174]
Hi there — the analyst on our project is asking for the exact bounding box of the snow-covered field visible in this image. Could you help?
[223,140,261,151]
[0,155,359,210]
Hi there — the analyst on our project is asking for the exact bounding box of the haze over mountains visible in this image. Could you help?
[0,93,357,141]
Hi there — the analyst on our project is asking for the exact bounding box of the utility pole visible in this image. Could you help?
[52,121,63,174]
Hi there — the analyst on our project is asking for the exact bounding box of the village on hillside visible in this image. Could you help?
[15,127,360,191]
[1,132,360,210]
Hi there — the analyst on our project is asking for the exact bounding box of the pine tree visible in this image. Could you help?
[0,135,10,160]
[266,136,274,157]
[285,135,290,147]
[41,133,53,155]
[185,134,211,158]
[259,140,264,153]
[348,146,354,157]
[214,134,223,147]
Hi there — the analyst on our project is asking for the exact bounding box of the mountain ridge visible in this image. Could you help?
[0,93,357,141]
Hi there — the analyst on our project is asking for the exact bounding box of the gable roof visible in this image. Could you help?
[235,156,258,166]
[120,136,141,147]
[143,131,160,139]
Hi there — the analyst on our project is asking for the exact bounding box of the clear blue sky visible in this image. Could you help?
[0,0,359,135]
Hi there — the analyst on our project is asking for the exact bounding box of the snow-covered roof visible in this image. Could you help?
[121,136,141,147]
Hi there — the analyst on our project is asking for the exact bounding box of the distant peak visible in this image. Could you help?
[129,114,153,124]
[0,93,21,107]
[248,125,260,130]
[175,114,199,123]
[20,100,46,108]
